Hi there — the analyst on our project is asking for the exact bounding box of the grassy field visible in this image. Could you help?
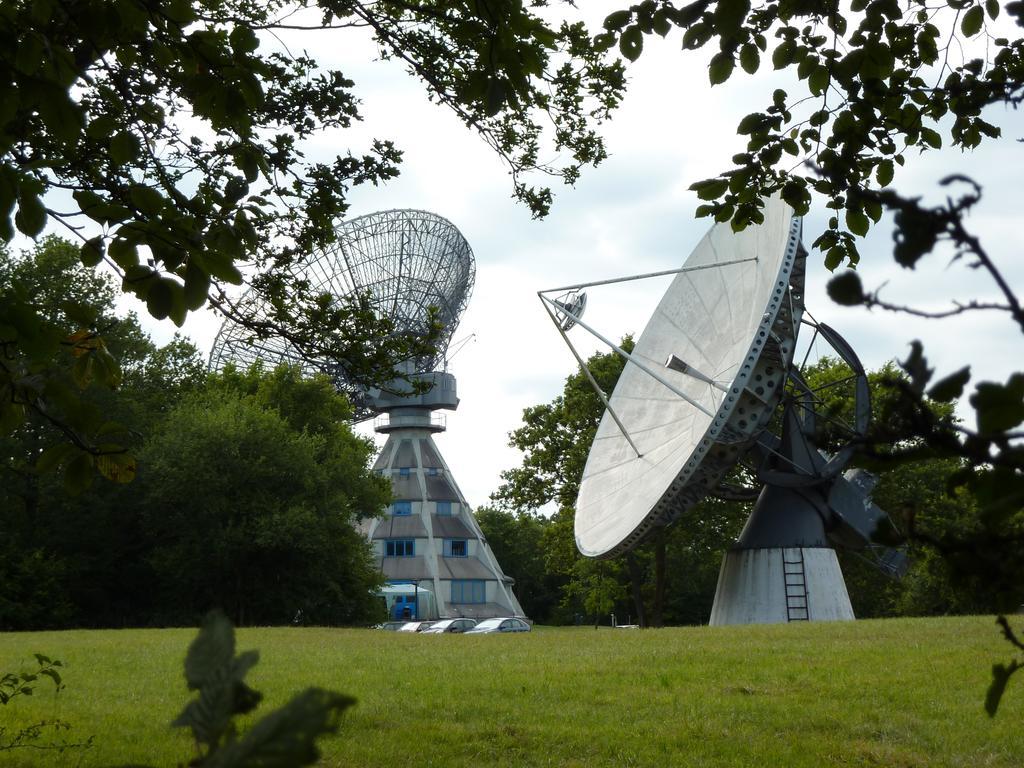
[1,616,1021,767]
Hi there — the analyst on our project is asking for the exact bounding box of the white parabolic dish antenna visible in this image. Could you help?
[574,198,803,558]
[207,209,475,419]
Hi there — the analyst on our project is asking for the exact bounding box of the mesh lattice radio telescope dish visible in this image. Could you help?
[209,209,476,409]
[574,198,804,558]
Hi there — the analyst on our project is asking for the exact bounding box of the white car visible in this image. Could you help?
[397,621,435,632]
[421,618,477,634]
[464,617,531,634]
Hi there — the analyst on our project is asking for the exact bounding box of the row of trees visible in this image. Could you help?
[1,239,389,629]
[479,345,1012,627]
[3,241,1014,631]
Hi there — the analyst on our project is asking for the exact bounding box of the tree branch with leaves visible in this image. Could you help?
[1,0,625,482]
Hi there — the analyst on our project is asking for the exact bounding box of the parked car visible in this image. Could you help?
[465,617,531,634]
[421,618,477,634]
[375,621,407,631]
[397,621,436,632]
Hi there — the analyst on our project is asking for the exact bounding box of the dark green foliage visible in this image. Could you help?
[1,241,170,626]
[1,236,210,496]
[0,546,75,629]
[474,507,562,623]
[800,357,1020,618]
[137,379,387,626]
[0,238,201,627]
[843,305,1024,624]
[3,617,355,766]
[0,239,390,630]
[802,352,1023,710]
[0,653,62,706]
[827,271,864,306]
[659,498,749,625]
[0,238,142,488]
[0,368,389,629]
[169,612,355,767]
[595,1,1021,266]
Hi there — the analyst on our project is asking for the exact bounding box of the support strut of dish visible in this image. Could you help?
[537,258,758,459]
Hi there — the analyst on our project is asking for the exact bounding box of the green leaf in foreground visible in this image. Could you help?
[962,5,984,36]
[739,43,760,74]
[184,612,235,690]
[15,192,47,237]
[80,236,105,267]
[709,52,735,85]
[172,611,356,766]
[827,271,865,306]
[927,366,972,403]
[876,159,894,187]
[691,178,729,200]
[619,26,643,62]
[970,373,1024,433]
[989,614,1024,717]
[206,688,356,768]
[846,208,870,236]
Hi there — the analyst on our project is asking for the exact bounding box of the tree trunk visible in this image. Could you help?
[652,529,666,628]
[625,553,647,628]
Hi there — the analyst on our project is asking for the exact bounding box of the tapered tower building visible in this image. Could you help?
[361,372,524,621]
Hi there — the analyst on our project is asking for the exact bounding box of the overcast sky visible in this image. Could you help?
[121,8,1024,510]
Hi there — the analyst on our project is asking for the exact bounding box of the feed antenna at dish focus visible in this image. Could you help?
[539,197,906,626]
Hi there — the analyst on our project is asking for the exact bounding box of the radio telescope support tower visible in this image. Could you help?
[209,209,523,622]
[362,371,524,621]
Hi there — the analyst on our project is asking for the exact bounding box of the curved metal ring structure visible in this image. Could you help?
[208,209,476,417]
[768,321,871,486]
[575,198,806,558]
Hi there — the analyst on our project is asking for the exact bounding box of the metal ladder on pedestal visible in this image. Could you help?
[783,549,810,622]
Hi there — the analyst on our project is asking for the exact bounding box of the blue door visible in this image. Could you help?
[392,595,417,620]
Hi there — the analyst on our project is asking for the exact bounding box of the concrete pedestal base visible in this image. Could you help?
[709,547,854,626]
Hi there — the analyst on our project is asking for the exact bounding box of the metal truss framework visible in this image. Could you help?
[209,209,476,417]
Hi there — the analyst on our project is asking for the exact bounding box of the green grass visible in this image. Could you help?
[1,617,1021,767]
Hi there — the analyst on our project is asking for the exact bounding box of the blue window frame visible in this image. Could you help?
[450,579,485,604]
[399,467,411,478]
[443,539,467,557]
[426,467,440,477]
[436,501,452,516]
[392,501,412,516]
[385,539,415,557]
